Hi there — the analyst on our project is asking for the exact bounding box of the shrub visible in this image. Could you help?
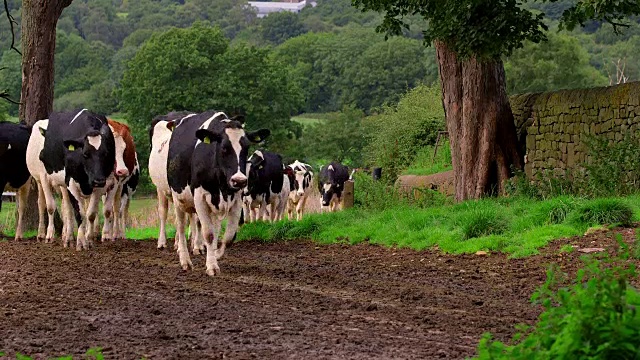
[402,141,452,176]
[353,172,448,210]
[362,84,445,182]
[475,239,640,359]
[531,196,582,225]
[570,198,633,227]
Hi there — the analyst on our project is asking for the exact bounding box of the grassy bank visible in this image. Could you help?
[237,195,640,258]
[3,195,640,257]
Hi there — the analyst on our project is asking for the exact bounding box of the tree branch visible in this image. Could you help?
[3,0,20,55]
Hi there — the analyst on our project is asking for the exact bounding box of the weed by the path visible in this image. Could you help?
[8,347,104,360]
[474,237,640,359]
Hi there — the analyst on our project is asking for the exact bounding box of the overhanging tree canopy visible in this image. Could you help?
[353,0,640,201]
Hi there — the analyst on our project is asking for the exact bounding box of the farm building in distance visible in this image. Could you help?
[248,0,316,18]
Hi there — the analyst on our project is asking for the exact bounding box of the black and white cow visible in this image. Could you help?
[148,111,202,252]
[318,161,350,212]
[285,160,314,221]
[243,150,290,222]
[0,121,32,240]
[39,109,115,250]
[167,110,269,276]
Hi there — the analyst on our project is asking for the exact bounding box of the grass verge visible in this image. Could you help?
[237,195,640,258]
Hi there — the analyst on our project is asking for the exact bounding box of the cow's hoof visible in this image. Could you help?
[45,237,55,244]
[206,267,220,276]
[157,244,166,250]
[14,237,22,242]
[37,236,45,242]
[181,261,193,271]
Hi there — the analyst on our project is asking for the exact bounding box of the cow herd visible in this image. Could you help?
[0,109,352,276]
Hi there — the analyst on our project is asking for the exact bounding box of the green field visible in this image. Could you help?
[291,113,328,127]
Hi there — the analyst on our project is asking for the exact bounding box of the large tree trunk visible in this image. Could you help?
[435,41,522,202]
[18,0,73,232]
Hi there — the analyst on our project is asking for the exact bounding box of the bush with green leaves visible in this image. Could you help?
[362,84,445,182]
[475,239,640,360]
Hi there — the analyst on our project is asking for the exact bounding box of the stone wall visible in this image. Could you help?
[510,82,640,179]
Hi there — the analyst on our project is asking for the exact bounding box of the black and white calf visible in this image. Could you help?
[318,162,350,212]
[167,110,269,276]
[38,109,115,250]
[0,121,32,240]
[286,160,314,221]
[243,150,290,222]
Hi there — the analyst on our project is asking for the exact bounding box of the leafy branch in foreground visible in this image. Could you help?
[474,234,640,359]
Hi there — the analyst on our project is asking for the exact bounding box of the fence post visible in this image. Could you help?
[342,180,354,209]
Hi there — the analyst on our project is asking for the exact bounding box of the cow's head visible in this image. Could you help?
[289,162,312,198]
[110,128,129,179]
[246,150,266,191]
[63,117,115,190]
[319,165,341,206]
[195,116,270,191]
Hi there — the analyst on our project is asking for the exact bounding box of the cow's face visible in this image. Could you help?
[195,121,270,191]
[294,170,311,197]
[320,181,341,206]
[63,125,115,189]
[246,150,265,191]
[112,131,129,179]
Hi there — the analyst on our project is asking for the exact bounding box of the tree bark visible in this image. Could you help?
[19,0,73,232]
[435,41,522,202]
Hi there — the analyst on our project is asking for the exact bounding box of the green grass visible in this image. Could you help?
[291,113,328,127]
[237,195,640,258]
[402,142,453,176]
[6,347,104,360]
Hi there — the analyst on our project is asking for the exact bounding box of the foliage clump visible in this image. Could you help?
[455,207,510,240]
[475,240,640,360]
[362,84,445,182]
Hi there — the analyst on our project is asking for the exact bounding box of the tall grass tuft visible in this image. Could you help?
[569,198,634,227]
[454,206,510,240]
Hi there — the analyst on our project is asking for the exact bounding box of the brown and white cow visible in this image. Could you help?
[96,119,137,241]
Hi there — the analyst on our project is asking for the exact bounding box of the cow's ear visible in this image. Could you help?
[63,140,82,151]
[166,121,176,132]
[195,129,222,144]
[230,115,245,124]
[39,127,46,137]
[246,129,270,143]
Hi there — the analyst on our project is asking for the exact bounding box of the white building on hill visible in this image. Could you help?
[248,0,317,18]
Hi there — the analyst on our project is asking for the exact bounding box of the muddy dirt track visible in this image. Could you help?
[0,229,636,360]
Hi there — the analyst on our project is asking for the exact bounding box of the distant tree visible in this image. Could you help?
[119,22,303,173]
[0,50,22,116]
[505,33,608,94]
[341,36,431,110]
[303,106,367,166]
[354,0,640,201]
[260,11,307,45]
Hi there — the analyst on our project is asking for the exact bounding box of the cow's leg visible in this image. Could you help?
[297,196,306,221]
[14,182,30,241]
[42,180,58,243]
[101,186,117,242]
[190,213,204,255]
[82,192,101,250]
[157,190,169,249]
[217,201,242,261]
[118,193,130,240]
[194,189,220,276]
[112,183,124,240]
[35,179,47,240]
[60,188,75,248]
[174,205,193,271]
